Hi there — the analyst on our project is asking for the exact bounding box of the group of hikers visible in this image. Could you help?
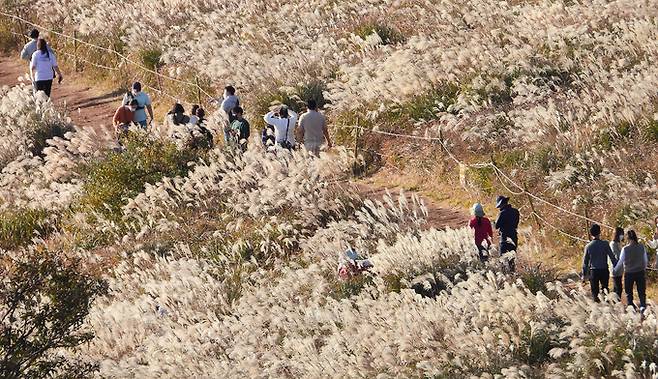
[111,82,332,154]
[19,29,658,310]
[468,198,658,311]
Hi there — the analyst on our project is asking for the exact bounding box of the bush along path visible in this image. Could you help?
[0,56,121,130]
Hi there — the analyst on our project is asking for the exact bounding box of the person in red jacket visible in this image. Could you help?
[469,202,493,262]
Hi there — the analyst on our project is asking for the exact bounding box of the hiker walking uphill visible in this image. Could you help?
[113,99,138,137]
[264,105,298,150]
[220,86,240,142]
[613,230,648,310]
[494,195,519,271]
[296,99,332,156]
[610,227,625,298]
[469,203,493,262]
[121,82,153,128]
[30,38,63,98]
[20,29,52,61]
[582,224,617,302]
[228,106,250,152]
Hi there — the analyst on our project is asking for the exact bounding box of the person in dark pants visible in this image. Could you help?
[609,227,624,299]
[582,224,617,302]
[30,38,63,98]
[613,230,648,311]
[494,195,520,271]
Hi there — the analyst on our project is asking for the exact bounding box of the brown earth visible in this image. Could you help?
[0,55,121,130]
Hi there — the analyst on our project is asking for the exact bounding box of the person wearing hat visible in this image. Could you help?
[469,203,493,262]
[494,195,520,271]
[121,82,153,128]
[20,29,52,61]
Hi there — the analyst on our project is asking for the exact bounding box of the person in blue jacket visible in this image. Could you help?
[495,195,520,271]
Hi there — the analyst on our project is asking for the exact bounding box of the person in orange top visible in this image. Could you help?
[468,202,493,262]
[113,99,138,136]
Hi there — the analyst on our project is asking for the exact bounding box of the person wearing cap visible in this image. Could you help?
[113,99,138,136]
[468,203,493,262]
[20,29,52,61]
[296,99,332,156]
[494,195,520,271]
[263,105,298,150]
[121,82,153,128]
[582,224,618,302]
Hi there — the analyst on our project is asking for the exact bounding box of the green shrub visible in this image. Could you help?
[139,48,164,70]
[644,119,658,142]
[0,249,108,378]
[76,133,198,219]
[386,82,461,124]
[354,21,405,45]
[0,209,52,250]
[517,262,559,296]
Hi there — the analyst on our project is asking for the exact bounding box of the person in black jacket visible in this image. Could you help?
[495,195,520,271]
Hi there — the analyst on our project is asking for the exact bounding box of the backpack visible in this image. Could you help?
[124,91,145,110]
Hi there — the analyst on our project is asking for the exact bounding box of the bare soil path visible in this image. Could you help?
[0,56,120,129]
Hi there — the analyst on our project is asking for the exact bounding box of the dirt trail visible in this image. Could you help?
[0,56,469,229]
[0,56,120,129]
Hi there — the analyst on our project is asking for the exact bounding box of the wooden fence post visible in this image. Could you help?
[523,182,541,229]
[195,76,202,105]
[353,118,361,176]
[73,30,79,72]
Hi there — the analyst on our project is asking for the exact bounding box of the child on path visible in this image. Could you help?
[468,203,493,262]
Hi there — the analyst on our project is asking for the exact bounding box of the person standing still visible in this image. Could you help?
[494,195,520,271]
[613,230,648,311]
[296,99,332,156]
[263,105,298,150]
[229,107,250,152]
[582,224,617,302]
[220,86,240,142]
[122,82,153,128]
[30,39,63,98]
[609,227,625,299]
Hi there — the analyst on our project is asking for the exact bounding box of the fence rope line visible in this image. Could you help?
[341,124,616,240]
[2,11,216,101]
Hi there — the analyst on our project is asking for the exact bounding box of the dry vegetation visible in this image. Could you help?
[1,0,658,377]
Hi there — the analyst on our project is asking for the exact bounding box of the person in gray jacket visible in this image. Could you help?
[20,29,52,61]
[582,224,617,301]
[609,227,625,298]
[613,230,648,310]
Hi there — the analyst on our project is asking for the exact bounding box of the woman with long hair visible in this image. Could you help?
[30,38,63,98]
[610,227,624,298]
[613,230,648,310]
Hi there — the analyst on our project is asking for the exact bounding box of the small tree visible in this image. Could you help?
[0,250,108,378]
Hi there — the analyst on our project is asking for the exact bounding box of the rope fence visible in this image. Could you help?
[340,123,620,244]
[2,12,216,105]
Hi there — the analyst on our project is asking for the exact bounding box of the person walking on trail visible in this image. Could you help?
[121,82,153,128]
[30,39,63,98]
[296,99,332,156]
[20,29,52,61]
[193,108,214,149]
[220,86,240,141]
[113,99,138,137]
[609,227,625,299]
[264,105,298,150]
[189,104,200,125]
[582,224,617,302]
[165,103,191,125]
[469,203,493,262]
[228,106,250,152]
[494,195,519,271]
[613,230,648,311]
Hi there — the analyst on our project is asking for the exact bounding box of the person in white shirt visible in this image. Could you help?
[30,39,63,98]
[263,106,298,150]
[296,99,332,156]
[220,86,239,142]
